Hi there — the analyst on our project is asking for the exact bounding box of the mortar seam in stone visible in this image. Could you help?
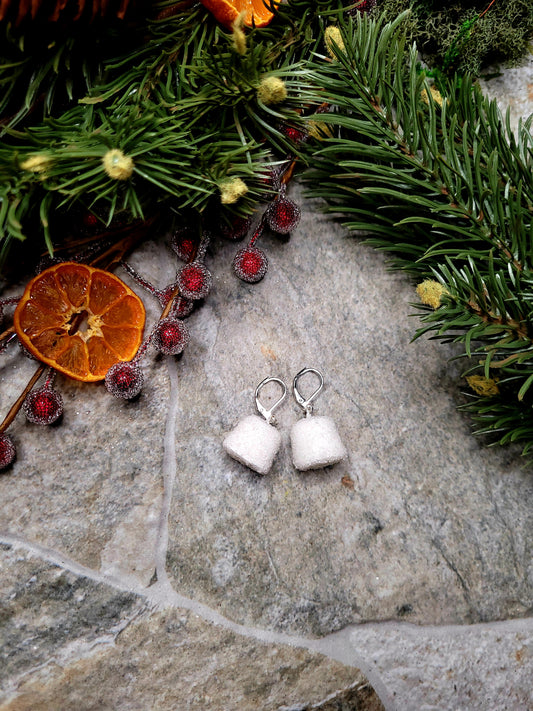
[153,358,180,586]
[0,531,396,710]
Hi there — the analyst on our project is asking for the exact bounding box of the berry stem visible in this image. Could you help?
[160,284,182,320]
[0,364,46,434]
[87,219,155,272]
[281,159,297,185]
[44,368,56,389]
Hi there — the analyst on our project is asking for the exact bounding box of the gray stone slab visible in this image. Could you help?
[165,181,533,634]
[347,617,533,711]
[0,546,142,701]
[0,240,169,579]
[479,53,533,133]
[0,556,383,711]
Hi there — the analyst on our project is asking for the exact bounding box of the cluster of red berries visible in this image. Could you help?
[105,164,302,399]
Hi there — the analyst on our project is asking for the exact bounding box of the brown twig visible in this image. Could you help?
[160,286,181,321]
[479,0,498,20]
[0,363,46,434]
[0,325,15,342]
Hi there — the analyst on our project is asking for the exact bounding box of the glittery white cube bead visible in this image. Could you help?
[290,416,347,471]
[223,415,281,475]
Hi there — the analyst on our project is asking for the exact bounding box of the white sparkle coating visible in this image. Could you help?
[290,415,347,471]
[223,415,281,475]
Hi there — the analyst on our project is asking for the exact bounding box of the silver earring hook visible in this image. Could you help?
[293,367,324,416]
[255,377,287,424]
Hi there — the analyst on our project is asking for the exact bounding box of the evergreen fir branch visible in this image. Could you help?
[0,0,348,257]
[304,13,533,454]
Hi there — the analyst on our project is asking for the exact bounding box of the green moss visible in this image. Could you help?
[377,0,533,75]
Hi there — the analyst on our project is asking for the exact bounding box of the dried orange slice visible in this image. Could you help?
[14,262,145,382]
[200,0,278,29]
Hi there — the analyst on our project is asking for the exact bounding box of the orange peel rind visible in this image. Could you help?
[14,262,145,382]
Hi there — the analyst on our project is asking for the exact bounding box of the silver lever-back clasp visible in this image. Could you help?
[255,377,287,424]
[293,367,324,416]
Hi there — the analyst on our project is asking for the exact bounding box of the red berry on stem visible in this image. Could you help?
[24,387,63,425]
[347,0,377,13]
[233,247,268,283]
[171,297,194,319]
[280,124,308,144]
[220,216,252,241]
[0,434,16,469]
[171,230,198,262]
[83,213,99,228]
[153,318,190,356]
[105,361,144,399]
[176,263,212,300]
[266,197,301,235]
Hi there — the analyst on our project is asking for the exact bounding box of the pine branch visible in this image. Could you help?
[0,0,345,264]
[304,12,533,454]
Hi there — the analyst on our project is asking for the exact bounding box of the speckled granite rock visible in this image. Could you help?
[479,53,533,133]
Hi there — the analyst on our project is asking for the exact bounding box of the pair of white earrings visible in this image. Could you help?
[223,368,347,475]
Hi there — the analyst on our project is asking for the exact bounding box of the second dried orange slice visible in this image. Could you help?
[14,262,145,382]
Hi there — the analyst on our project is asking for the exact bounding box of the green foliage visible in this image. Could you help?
[0,0,340,262]
[305,12,533,454]
[378,0,533,75]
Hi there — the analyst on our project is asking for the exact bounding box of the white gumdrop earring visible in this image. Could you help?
[290,367,347,471]
[222,377,287,475]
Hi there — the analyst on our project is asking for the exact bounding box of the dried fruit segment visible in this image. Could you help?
[200,0,278,29]
[14,262,145,382]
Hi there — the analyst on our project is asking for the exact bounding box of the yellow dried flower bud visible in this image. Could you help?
[421,85,444,108]
[20,154,51,175]
[257,76,287,105]
[103,149,134,180]
[232,11,247,55]
[219,177,248,205]
[416,279,449,309]
[324,26,345,59]
[307,120,334,140]
[466,375,500,397]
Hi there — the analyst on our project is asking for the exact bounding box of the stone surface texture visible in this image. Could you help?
[0,51,533,711]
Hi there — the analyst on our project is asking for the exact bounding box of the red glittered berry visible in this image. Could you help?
[233,247,268,283]
[171,230,198,262]
[176,263,212,300]
[24,387,63,425]
[171,297,194,319]
[83,213,99,228]
[0,434,16,469]
[347,0,377,14]
[266,197,301,235]
[153,318,190,356]
[105,361,144,399]
[220,216,252,241]
[280,124,308,144]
